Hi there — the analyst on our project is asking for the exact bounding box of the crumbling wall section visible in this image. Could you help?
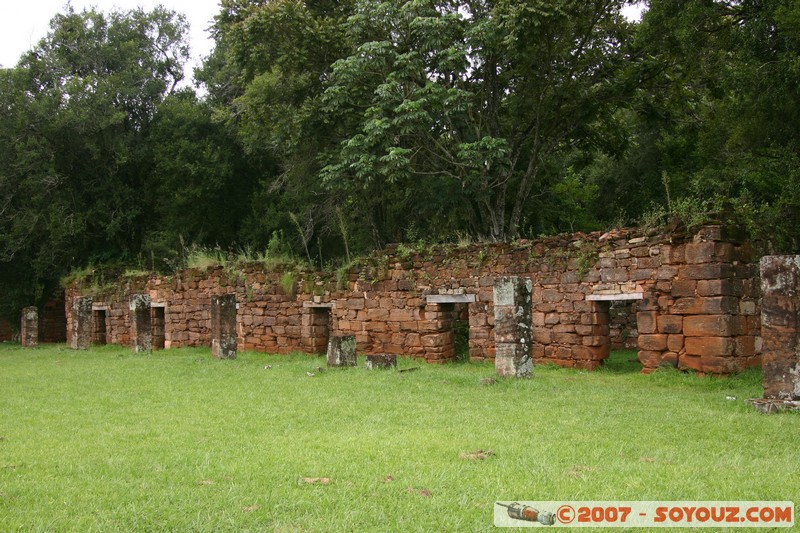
[64,224,760,374]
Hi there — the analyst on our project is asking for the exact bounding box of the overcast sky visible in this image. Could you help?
[0,0,220,76]
[1,1,645,81]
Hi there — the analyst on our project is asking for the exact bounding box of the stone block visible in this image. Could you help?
[365,354,397,369]
[657,315,683,334]
[129,294,152,353]
[572,345,609,361]
[685,242,717,264]
[760,255,800,399]
[638,349,662,368]
[493,277,533,378]
[667,334,684,352]
[684,336,736,357]
[600,268,629,283]
[670,296,738,315]
[683,263,733,280]
[326,335,357,367]
[670,280,696,298]
[636,311,658,334]
[21,306,38,348]
[638,334,668,351]
[678,354,703,372]
[70,297,93,350]
[683,315,734,337]
[211,294,237,359]
[700,355,744,375]
[735,336,756,357]
[696,279,734,297]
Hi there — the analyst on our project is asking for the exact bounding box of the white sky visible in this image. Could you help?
[0,0,221,79]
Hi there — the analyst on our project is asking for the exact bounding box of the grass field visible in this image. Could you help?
[0,343,797,531]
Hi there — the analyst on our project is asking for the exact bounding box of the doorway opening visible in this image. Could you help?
[151,306,166,350]
[303,303,333,355]
[92,309,107,345]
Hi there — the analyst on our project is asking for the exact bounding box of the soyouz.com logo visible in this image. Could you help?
[493,501,794,528]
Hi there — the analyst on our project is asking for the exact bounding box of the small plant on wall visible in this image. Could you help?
[280,271,297,296]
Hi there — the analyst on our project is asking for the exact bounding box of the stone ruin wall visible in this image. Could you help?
[64,224,761,374]
[1,290,67,344]
[0,318,12,342]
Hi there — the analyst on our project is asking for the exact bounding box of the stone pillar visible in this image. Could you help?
[130,294,152,353]
[211,294,237,359]
[70,296,93,350]
[327,335,357,367]
[493,277,533,378]
[365,354,397,369]
[760,256,800,400]
[21,306,38,348]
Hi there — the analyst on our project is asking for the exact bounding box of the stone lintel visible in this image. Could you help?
[303,301,336,309]
[425,294,477,304]
[586,293,644,301]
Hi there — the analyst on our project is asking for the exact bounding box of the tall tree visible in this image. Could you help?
[0,5,190,318]
[607,0,800,250]
[318,0,637,240]
[198,0,358,257]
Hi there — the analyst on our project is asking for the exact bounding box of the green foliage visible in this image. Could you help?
[0,4,190,316]
[318,0,636,240]
[185,246,227,271]
[280,271,297,296]
[7,0,800,323]
[575,242,599,281]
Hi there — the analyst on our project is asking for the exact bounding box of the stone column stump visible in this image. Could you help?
[130,294,152,353]
[760,256,800,400]
[365,354,397,369]
[211,294,237,359]
[327,335,357,367]
[493,277,533,378]
[21,306,38,348]
[70,297,93,350]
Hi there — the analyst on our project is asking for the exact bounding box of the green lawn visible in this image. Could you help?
[0,344,797,532]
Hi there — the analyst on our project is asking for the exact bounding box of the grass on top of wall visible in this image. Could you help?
[0,344,796,532]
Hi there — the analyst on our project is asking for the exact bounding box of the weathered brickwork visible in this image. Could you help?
[65,225,761,374]
[0,318,12,342]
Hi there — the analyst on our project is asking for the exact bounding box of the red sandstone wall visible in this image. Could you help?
[64,224,761,374]
[0,318,13,342]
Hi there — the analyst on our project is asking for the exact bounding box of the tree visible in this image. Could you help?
[317,0,637,240]
[625,0,800,250]
[198,0,358,258]
[0,5,190,318]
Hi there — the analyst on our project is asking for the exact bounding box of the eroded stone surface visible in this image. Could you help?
[365,354,397,369]
[493,277,533,378]
[70,297,92,350]
[760,256,800,400]
[21,306,38,348]
[129,294,152,353]
[327,335,356,367]
[211,294,237,359]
